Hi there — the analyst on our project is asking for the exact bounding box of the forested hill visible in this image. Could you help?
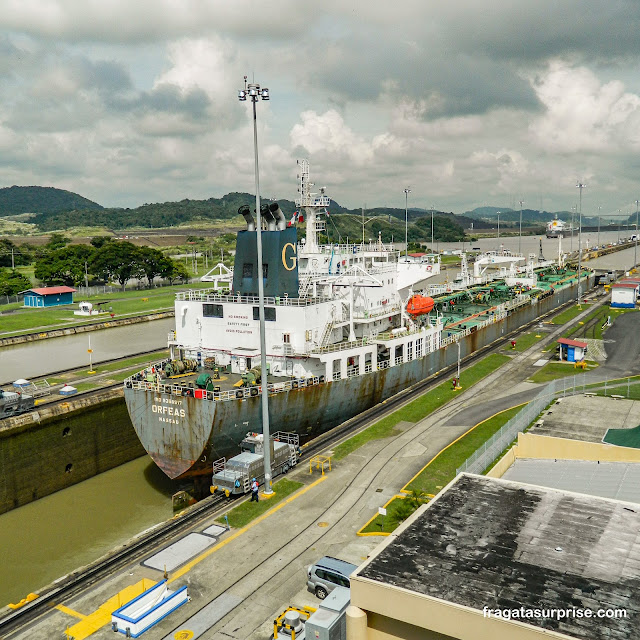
[31,193,304,231]
[0,186,103,216]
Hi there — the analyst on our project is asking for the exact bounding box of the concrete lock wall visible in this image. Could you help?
[0,392,144,514]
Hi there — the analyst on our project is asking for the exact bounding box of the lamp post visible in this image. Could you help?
[635,200,639,270]
[431,204,435,250]
[404,188,411,258]
[518,200,524,255]
[238,77,273,495]
[576,182,585,302]
[597,205,601,248]
[497,211,501,240]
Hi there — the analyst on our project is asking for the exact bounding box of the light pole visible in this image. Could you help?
[597,205,601,247]
[238,77,273,495]
[618,210,622,244]
[518,200,524,255]
[431,204,435,251]
[497,211,501,240]
[576,182,585,302]
[635,200,639,270]
[404,188,411,258]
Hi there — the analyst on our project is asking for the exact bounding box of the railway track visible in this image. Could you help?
[0,287,597,637]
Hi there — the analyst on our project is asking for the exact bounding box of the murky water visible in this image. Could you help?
[0,317,175,385]
[0,455,177,606]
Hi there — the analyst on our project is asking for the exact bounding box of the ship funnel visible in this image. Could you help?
[261,203,277,231]
[238,205,255,231]
[269,202,287,230]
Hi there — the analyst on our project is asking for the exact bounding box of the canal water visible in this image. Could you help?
[0,317,175,385]
[0,455,178,606]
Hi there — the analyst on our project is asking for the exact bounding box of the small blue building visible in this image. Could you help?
[21,286,76,308]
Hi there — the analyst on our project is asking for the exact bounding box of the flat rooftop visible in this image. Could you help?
[503,459,640,504]
[357,474,640,640]
[530,395,640,443]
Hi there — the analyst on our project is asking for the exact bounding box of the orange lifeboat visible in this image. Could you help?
[406,295,435,316]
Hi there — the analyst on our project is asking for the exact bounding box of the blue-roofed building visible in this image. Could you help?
[21,286,77,308]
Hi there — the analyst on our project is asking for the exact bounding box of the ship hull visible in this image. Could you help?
[124,276,591,479]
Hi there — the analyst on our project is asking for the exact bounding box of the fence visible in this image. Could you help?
[456,374,640,475]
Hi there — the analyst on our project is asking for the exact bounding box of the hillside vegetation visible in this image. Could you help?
[0,186,103,216]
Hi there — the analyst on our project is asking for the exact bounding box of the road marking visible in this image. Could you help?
[167,476,327,584]
[56,604,86,619]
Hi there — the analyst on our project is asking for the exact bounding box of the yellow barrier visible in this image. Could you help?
[8,593,38,610]
[309,455,332,475]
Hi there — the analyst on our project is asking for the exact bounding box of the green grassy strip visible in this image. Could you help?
[508,331,544,352]
[527,361,598,384]
[360,496,411,534]
[215,478,303,529]
[564,307,635,340]
[405,405,522,495]
[332,352,511,461]
[551,303,592,325]
[0,283,216,335]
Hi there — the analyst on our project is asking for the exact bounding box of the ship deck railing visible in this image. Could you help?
[175,290,331,306]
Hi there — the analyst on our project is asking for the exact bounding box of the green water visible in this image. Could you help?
[0,456,176,606]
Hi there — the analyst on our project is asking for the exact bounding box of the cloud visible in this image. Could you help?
[529,61,640,152]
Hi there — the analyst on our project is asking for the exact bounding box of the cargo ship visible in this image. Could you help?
[546,215,573,238]
[124,161,589,482]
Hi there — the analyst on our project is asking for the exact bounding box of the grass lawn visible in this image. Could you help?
[404,405,522,495]
[527,360,598,383]
[215,478,303,529]
[564,307,636,340]
[507,331,545,352]
[332,352,511,461]
[551,303,591,325]
[359,495,416,534]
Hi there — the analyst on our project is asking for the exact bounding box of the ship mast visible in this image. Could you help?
[296,159,331,252]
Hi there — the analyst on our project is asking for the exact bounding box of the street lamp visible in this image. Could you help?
[576,182,585,302]
[431,204,435,250]
[635,200,639,270]
[404,188,411,258]
[497,211,501,240]
[238,76,273,495]
[518,200,524,255]
[597,205,601,247]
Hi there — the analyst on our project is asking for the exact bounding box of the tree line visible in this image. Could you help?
[0,235,190,296]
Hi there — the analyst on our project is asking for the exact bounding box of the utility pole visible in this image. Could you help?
[404,188,411,258]
[518,200,524,255]
[576,182,585,303]
[635,200,639,270]
[431,204,435,250]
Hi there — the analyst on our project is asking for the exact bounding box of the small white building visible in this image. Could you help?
[611,283,637,308]
[557,337,587,363]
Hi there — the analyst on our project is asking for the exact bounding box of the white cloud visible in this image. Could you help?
[529,61,640,152]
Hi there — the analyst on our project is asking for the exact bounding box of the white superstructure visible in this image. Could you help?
[171,161,443,384]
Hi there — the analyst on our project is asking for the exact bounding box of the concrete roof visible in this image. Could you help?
[503,459,640,504]
[357,474,640,640]
[529,396,640,443]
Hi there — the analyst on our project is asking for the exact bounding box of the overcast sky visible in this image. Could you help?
[2,1,640,218]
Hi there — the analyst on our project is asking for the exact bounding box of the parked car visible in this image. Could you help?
[307,556,357,599]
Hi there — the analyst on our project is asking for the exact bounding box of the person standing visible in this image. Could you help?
[251,478,259,502]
